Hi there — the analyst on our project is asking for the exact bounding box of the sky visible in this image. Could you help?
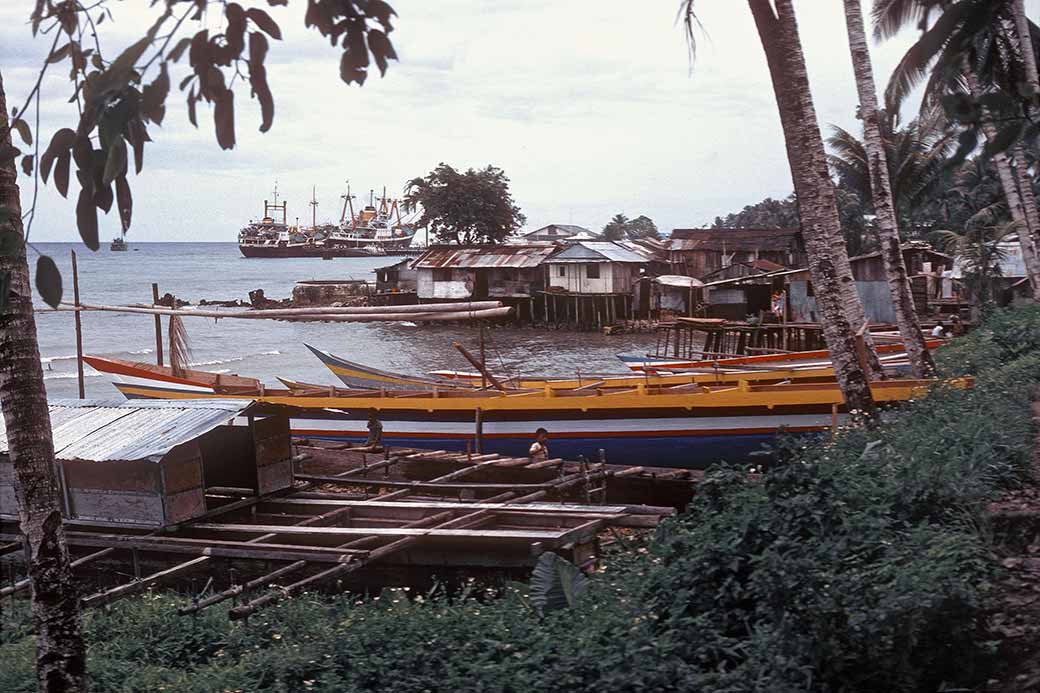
[1,1,1036,242]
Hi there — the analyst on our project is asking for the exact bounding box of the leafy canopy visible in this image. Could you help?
[601,213,658,241]
[403,163,525,245]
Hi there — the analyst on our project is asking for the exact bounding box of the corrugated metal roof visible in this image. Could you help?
[547,241,650,264]
[669,228,802,252]
[0,399,250,463]
[411,245,557,270]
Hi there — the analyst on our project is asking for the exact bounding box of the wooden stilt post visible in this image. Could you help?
[474,407,483,454]
[479,324,487,390]
[71,250,85,399]
[152,283,164,366]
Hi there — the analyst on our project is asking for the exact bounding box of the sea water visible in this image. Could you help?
[31,242,659,399]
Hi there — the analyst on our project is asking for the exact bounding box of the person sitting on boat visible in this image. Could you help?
[529,428,549,463]
[366,410,383,448]
[930,322,947,338]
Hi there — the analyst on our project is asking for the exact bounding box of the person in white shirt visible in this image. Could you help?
[529,428,549,462]
[930,322,946,338]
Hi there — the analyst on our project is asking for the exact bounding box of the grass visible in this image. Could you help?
[3,306,1040,691]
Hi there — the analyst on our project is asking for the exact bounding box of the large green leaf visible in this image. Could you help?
[529,552,588,613]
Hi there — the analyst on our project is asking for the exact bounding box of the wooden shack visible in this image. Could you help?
[0,400,292,527]
[668,228,806,279]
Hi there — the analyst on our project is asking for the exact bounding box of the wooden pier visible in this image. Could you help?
[0,443,686,619]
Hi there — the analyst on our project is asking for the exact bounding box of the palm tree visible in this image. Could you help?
[935,222,1014,313]
[840,0,934,378]
[601,213,630,241]
[827,109,950,229]
[0,70,86,691]
[876,0,1040,300]
[740,0,879,414]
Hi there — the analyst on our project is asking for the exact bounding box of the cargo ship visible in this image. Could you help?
[238,184,417,258]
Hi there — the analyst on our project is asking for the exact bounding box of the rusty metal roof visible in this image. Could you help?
[411,244,557,270]
[0,399,251,463]
[669,228,803,252]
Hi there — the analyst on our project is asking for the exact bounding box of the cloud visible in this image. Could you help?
[2,0,1026,242]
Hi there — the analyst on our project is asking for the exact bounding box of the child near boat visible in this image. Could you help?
[529,428,549,463]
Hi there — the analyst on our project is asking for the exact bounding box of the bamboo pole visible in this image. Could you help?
[151,283,164,366]
[453,341,506,391]
[71,250,85,399]
[52,303,512,323]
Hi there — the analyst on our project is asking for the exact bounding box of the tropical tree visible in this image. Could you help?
[711,194,800,229]
[827,109,950,229]
[601,213,659,240]
[840,0,933,378]
[403,164,525,245]
[721,0,879,414]
[935,222,1014,312]
[1,2,399,689]
[877,0,1040,299]
[601,213,630,240]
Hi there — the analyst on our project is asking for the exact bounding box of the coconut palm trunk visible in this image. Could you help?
[964,66,1040,300]
[1010,0,1040,92]
[842,0,933,378]
[0,70,87,691]
[748,0,876,415]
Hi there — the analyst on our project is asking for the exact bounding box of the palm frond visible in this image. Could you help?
[677,1,706,69]
[872,0,939,41]
[168,314,194,378]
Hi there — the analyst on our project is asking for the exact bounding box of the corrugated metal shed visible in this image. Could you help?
[411,245,556,270]
[547,241,649,264]
[0,399,249,463]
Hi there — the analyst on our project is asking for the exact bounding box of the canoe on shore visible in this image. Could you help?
[82,355,967,468]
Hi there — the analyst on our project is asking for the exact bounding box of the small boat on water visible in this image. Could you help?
[616,316,943,372]
[110,233,128,251]
[82,354,962,468]
[304,344,890,392]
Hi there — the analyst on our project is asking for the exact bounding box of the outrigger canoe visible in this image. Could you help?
[82,355,965,468]
[616,339,945,373]
[305,345,904,393]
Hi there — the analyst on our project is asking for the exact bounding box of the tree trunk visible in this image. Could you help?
[842,0,934,378]
[748,0,876,416]
[965,67,1040,300]
[0,70,87,691]
[1010,0,1040,94]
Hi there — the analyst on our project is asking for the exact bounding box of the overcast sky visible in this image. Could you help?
[2,1,1036,242]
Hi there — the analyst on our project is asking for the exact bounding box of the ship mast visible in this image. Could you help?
[339,182,356,225]
[309,185,318,229]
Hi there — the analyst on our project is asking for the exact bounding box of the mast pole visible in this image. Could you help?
[71,250,85,399]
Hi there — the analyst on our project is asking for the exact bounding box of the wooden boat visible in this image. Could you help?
[82,355,964,468]
[305,344,890,393]
[616,339,944,373]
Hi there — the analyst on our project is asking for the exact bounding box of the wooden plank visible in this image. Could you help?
[266,498,639,515]
[188,523,571,541]
[81,557,210,608]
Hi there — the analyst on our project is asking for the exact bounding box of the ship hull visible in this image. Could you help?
[239,244,377,258]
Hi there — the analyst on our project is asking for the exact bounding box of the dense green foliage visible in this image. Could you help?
[711,194,799,229]
[4,307,1040,691]
[601,213,660,240]
[403,163,526,245]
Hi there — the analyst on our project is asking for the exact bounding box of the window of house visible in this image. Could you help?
[433,269,452,281]
[586,264,601,279]
[558,266,566,277]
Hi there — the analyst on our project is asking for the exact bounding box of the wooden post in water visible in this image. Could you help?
[71,250,85,399]
[474,407,483,454]
[152,283,164,366]
[479,323,487,390]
